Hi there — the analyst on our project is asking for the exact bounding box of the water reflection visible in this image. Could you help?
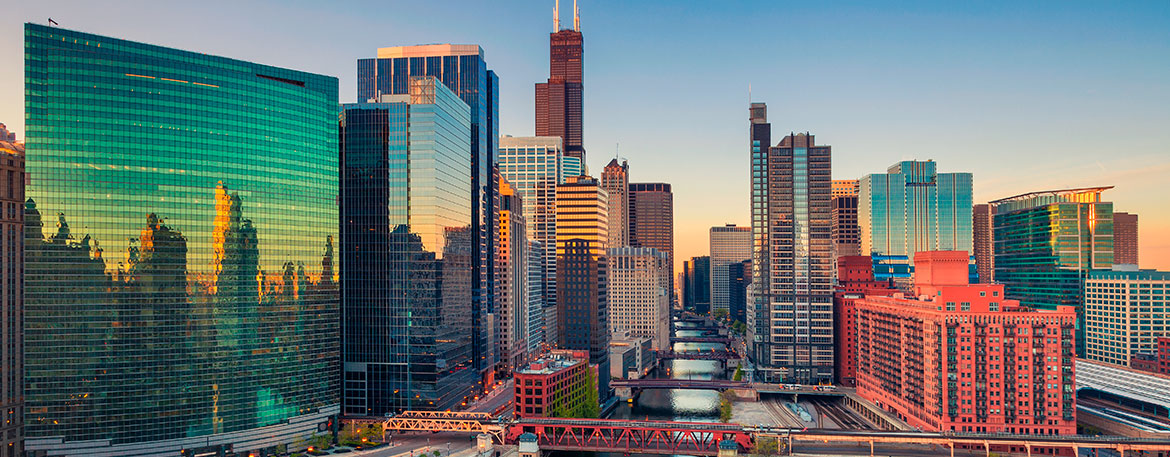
[610,322,727,422]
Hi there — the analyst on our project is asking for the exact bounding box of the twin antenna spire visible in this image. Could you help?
[553,0,580,32]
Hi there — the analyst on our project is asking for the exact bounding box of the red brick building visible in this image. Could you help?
[514,350,592,418]
[1131,336,1170,375]
[856,251,1077,435]
[833,256,896,386]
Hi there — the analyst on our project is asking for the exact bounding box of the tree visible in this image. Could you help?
[718,390,735,423]
[732,366,744,381]
[712,308,729,321]
[752,436,780,455]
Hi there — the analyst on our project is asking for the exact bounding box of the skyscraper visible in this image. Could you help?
[499,135,568,348]
[24,24,339,455]
[1113,211,1139,266]
[536,0,585,161]
[602,159,629,249]
[858,160,973,271]
[607,247,670,350]
[727,260,752,324]
[358,44,498,381]
[973,203,995,283]
[831,179,861,259]
[341,78,475,414]
[496,176,530,373]
[709,224,752,314]
[526,239,547,355]
[555,175,610,399]
[628,182,674,300]
[1085,270,1170,367]
[749,104,834,384]
[0,134,22,457]
[991,187,1114,356]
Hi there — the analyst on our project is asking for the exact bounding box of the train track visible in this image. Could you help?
[809,398,870,430]
[763,398,804,427]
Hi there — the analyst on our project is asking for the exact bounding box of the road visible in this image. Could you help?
[468,379,513,415]
[352,432,479,457]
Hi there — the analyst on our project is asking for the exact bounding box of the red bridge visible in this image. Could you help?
[670,336,733,344]
[654,349,741,361]
[610,378,749,391]
[507,418,753,456]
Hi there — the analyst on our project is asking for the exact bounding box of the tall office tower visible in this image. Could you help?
[628,183,674,300]
[727,260,752,324]
[536,0,585,161]
[709,224,752,313]
[830,179,860,259]
[682,260,694,310]
[690,256,712,314]
[973,203,995,283]
[555,175,610,399]
[1085,270,1170,367]
[832,256,896,387]
[526,239,547,355]
[358,43,498,382]
[858,160,973,271]
[855,252,1077,435]
[1113,212,1139,266]
[24,24,339,456]
[991,187,1113,356]
[607,247,670,350]
[602,159,629,249]
[496,177,530,373]
[341,78,475,414]
[499,135,568,348]
[0,136,22,457]
[748,112,834,384]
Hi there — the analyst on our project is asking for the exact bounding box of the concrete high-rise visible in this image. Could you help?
[536,1,585,161]
[496,176,530,373]
[25,24,339,456]
[1085,270,1170,368]
[990,187,1114,355]
[555,175,610,399]
[973,203,995,283]
[859,160,973,269]
[749,103,834,384]
[628,183,674,299]
[607,247,670,350]
[358,43,499,381]
[602,159,629,249]
[832,256,896,387]
[341,78,476,414]
[1113,212,1139,266]
[0,134,21,457]
[831,179,860,259]
[709,224,751,314]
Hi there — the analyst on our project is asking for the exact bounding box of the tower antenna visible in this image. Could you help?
[574,0,580,31]
[554,0,560,32]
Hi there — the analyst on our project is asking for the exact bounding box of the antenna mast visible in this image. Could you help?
[573,0,580,31]
[554,0,560,32]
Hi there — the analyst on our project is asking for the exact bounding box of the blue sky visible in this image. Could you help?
[3,0,1169,271]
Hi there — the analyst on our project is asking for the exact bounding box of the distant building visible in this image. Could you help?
[536,3,585,161]
[0,123,15,142]
[526,239,546,356]
[710,224,751,314]
[831,179,859,198]
[514,350,592,419]
[727,260,752,324]
[602,159,630,249]
[496,176,530,373]
[556,175,610,400]
[684,256,712,314]
[1128,337,1170,375]
[859,160,973,269]
[607,247,670,350]
[833,256,896,387]
[1084,269,1170,368]
[0,135,22,456]
[831,181,861,259]
[628,183,674,298]
[973,203,995,283]
[991,186,1114,355]
[1113,212,1139,266]
[855,251,1077,435]
[610,331,655,380]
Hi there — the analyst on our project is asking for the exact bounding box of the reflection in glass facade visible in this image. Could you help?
[23,24,339,456]
[340,78,474,414]
[990,187,1114,356]
[858,161,973,268]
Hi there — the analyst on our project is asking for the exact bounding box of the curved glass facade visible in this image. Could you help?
[24,24,339,455]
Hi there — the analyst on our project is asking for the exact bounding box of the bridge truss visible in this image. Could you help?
[509,419,754,456]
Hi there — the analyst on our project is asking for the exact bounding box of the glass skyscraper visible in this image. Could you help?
[24,24,338,456]
[990,186,1114,355]
[358,44,498,379]
[858,160,973,270]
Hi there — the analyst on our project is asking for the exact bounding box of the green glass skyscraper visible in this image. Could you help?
[24,24,339,456]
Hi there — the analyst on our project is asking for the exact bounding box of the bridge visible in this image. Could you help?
[610,378,749,391]
[511,418,753,456]
[670,336,733,344]
[654,349,741,361]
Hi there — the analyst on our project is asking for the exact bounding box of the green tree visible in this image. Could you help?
[712,308,729,321]
[732,366,744,381]
[718,390,735,423]
[549,368,600,418]
[752,436,780,455]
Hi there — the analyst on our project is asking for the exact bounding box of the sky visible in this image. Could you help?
[2,0,1169,275]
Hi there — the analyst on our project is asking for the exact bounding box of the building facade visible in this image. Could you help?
[709,224,752,314]
[973,203,995,283]
[748,104,835,384]
[727,260,752,325]
[1113,212,1139,266]
[607,247,670,350]
[1084,269,1169,368]
[527,239,547,357]
[858,160,973,267]
[991,187,1114,356]
[1129,337,1170,375]
[497,177,530,372]
[499,135,568,348]
[831,181,861,260]
[514,351,592,419]
[340,78,476,414]
[358,44,498,380]
[555,176,610,399]
[628,182,674,300]
[0,135,22,457]
[535,4,585,161]
[684,256,712,314]
[855,252,1077,435]
[601,159,629,249]
[833,256,896,387]
[24,24,339,456]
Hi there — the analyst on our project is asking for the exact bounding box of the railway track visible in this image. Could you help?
[810,398,870,430]
[763,398,804,427]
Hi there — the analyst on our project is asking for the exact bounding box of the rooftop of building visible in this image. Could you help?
[989,186,1113,205]
[500,135,563,149]
[0,140,23,156]
[516,351,587,375]
[1087,269,1170,281]
[376,44,483,59]
[1077,358,1170,414]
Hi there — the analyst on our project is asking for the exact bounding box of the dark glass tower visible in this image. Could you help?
[357,44,498,382]
[536,2,585,161]
[628,183,674,300]
[24,24,339,456]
